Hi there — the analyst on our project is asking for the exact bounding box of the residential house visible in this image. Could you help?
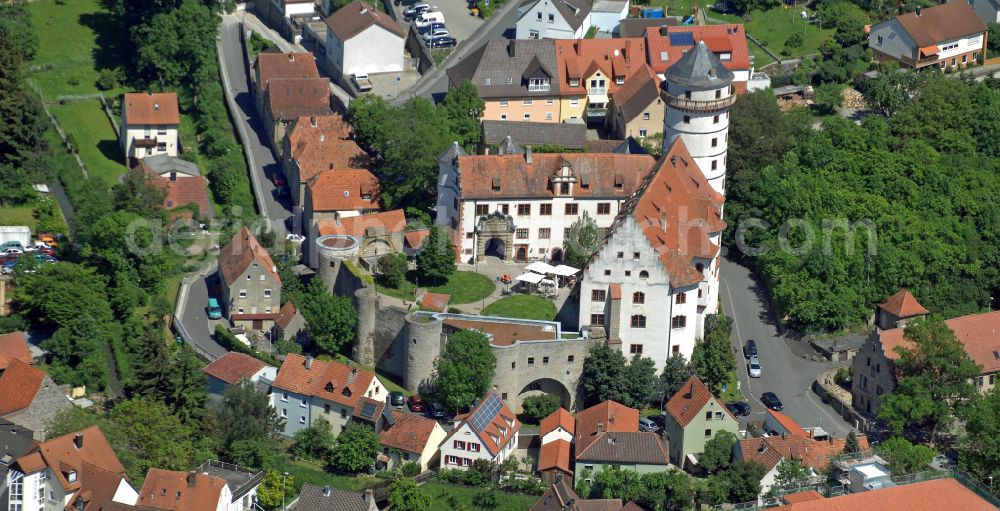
[135,155,211,219]
[538,408,575,483]
[771,478,994,510]
[378,411,447,472]
[272,301,308,345]
[0,360,74,440]
[217,226,283,331]
[446,39,562,123]
[302,168,381,243]
[530,475,629,511]
[573,401,668,485]
[403,228,430,258]
[481,121,588,153]
[869,2,987,70]
[8,426,139,511]
[434,147,656,264]
[0,419,34,510]
[201,352,277,402]
[590,0,630,35]
[0,332,31,373]
[852,293,1000,415]
[120,92,180,164]
[289,483,379,511]
[516,0,593,39]
[618,17,677,38]
[270,354,388,437]
[663,375,739,467]
[605,65,662,141]
[953,0,1000,24]
[324,1,405,80]
[135,461,264,511]
[255,52,332,150]
[439,393,520,469]
[310,209,407,268]
[735,411,869,496]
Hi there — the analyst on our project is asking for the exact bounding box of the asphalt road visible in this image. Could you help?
[720,257,853,438]
[179,271,230,360]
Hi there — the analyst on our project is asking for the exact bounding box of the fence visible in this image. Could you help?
[26,80,91,179]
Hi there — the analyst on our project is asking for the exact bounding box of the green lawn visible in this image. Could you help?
[270,456,382,496]
[482,295,557,321]
[28,0,129,99]
[423,481,538,511]
[720,370,745,404]
[0,206,38,231]
[50,100,127,186]
[377,271,495,305]
[743,8,833,60]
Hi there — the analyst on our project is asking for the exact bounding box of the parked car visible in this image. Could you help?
[408,394,425,412]
[1,260,18,274]
[403,3,431,20]
[207,297,223,319]
[417,21,445,35]
[413,11,445,28]
[389,392,406,407]
[34,254,56,263]
[422,28,450,42]
[726,401,752,416]
[638,417,661,433]
[761,392,783,411]
[647,414,665,429]
[429,36,458,48]
[0,241,24,252]
[425,403,454,422]
[748,356,762,378]
[2,248,23,257]
[743,339,758,359]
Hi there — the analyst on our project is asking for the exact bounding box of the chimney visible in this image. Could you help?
[305,356,314,369]
[154,103,160,110]
[525,146,532,164]
[915,4,921,15]
[352,365,358,374]
[288,53,295,61]
[310,115,318,127]
[320,134,326,142]
[175,491,181,500]
[364,489,374,502]
[187,471,197,487]
[323,486,332,497]
[597,422,604,433]
[73,432,84,450]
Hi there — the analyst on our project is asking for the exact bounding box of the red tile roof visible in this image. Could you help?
[877,289,929,318]
[272,354,376,409]
[296,138,371,184]
[441,317,558,347]
[0,331,31,371]
[404,229,430,250]
[153,175,210,216]
[0,359,45,415]
[267,77,331,121]
[456,153,655,200]
[123,93,180,125]
[420,292,450,312]
[738,432,869,472]
[538,438,572,474]
[218,226,282,287]
[575,401,639,457]
[613,137,725,287]
[444,392,519,457]
[767,409,808,437]
[665,375,735,428]
[28,426,126,492]
[306,169,381,212]
[379,410,439,454]
[325,0,405,40]
[540,408,575,437]
[555,38,651,96]
[737,437,784,471]
[275,301,300,330]
[879,310,1000,374]
[287,114,353,153]
[201,352,267,385]
[137,468,226,511]
[15,452,45,473]
[315,209,407,238]
[783,490,825,504]
[257,52,320,91]
[645,25,751,75]
[782,478,994,511]
[70,461,130,511]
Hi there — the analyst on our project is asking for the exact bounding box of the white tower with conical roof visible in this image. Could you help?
[661,41,736,196]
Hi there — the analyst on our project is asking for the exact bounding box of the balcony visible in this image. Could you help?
[662,92,737,113]
[588,88,607,96]
[528,83,551,92]
[586,107,607,118]
[133,136,158,148]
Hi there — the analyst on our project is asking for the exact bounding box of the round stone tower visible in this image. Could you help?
[662,40,737,195]
[403,312,444,393]
[315,234,361,290]
[353,287,378,366]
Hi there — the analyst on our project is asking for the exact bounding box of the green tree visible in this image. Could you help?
[291,418,335,461]
[387,478,431,511]
[168,346,207,426]
[298,278,356,355]
[877,317,981,444]
[114,169,167,218]
[863,66,920,117]
[624,354,656,409]
[771,460,812,495]
[814,83,844,115]
[135,2,219,86]
[958,386,1000,481]
[415,224,456,285]
[690,315,735,394]
[575,468,594,497]
[721,460,766,503]
[843,431,861,455]
[520,394,561,423]
[594,466,643,502]
[655,353,693,402]
[579,343,656,409]
[255,470,294,510]
[880,436,936,475]
[434,329,496,412]
[330,424,379,473]
[701,431,737,474]
[563,211,600,268]
[216,380,284,462]
[108,397,210,483]
[441,79,485,150]
[698,475,729,508]
[376,253,408,288]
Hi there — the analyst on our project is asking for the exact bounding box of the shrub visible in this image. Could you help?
[96,68,123,91]
[520,394,561,424]
[376,253,408,288]
[465,459,495,486]
[67,76,80,86]
[437,468,466,484]
[399,461,421,477]
[473,489,498,509]
[785,32,804,49]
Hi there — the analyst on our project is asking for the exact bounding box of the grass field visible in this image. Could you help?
[377,271,496,305]
[0,206,38,231]
[482,295,557,321]
[49,100,127,186]
[422,481,539,511]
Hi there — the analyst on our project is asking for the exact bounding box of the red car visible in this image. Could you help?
[408,395,425,413]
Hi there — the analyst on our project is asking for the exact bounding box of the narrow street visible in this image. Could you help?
[720,257,854,437]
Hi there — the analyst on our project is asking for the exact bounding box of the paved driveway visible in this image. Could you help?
[179,271,229,360]
[415,0,484,42]
[720,257,854,437]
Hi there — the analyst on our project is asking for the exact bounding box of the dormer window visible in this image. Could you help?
[570,78,579,87]
[342,388,352,397]
[67,471,77,483]
[528,78,550,92]
[492,177,501,191]
[615,76,624,85]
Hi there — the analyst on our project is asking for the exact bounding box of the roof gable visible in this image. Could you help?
[256,52,320,89]
[877,289,928,318]
[540,408,575,436]
[324,0,405,40]
[202,352,267,385]
[379,411,439,453]
[218,226,282,287]
[892,2,986,47]
[137,468,227,511]
[665,375,733,427]
[0,331,32,371]
[123,92,180,125]
[575,431,669,465]
[30,426,126,492]
[574,400,639,457]
[782,478,993,511]
[315,209,407,238]
[879,310,1000,373]
[306,168,381,212]
[0,359,46,415]
[455,153,655,199]
[445,392,520,457]
[272,354,377,409]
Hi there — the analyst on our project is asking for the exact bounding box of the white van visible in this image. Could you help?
[414,11,445,28]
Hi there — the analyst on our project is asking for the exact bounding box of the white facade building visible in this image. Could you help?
[516,0,593,39]
[120,92,180,162]
[868,2,986,70]
[324,0,405,79]
[279,0,316,17]
[590,0,629,35]
[439,393,520,469]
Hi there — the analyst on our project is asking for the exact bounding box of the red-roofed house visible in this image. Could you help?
[868,2,987,70]
[202,352,277,401]
[663,375,738,467]
[874,289,929,330]
[254,52,331,150]
[0,331,32,372]
[120,92,180,163]
[271,354,388,438]
[539,408,576,483]
[324,1,405,80]
[571,400,669,485]
[540,408,575,445]
[136,463,264,511]
[217,226,283,331]
[10,426,139,510]
[0,359,74,439]
[134,155,211,219]
[439,392,520,469]
[378,410,446,471]
[272,301,308,344]
[302,169,382,250]
[778,477,994,511]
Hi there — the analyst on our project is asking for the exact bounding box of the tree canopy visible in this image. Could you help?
[580,343,657,408]
[434,329,496,412]
[415,224,456,285]
[329,424,379,473]
[563,211,600,268]
[297,278,357,356]
[690,315,736,394]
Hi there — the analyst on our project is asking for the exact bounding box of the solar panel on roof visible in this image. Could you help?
[470,394,502,432]
[360,402,377,420]
[669,32,695,46]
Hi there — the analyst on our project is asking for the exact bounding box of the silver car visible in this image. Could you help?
[748,356,762,378]
[638,417,661,432]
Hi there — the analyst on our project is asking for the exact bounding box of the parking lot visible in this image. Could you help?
[398,0,485,45]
